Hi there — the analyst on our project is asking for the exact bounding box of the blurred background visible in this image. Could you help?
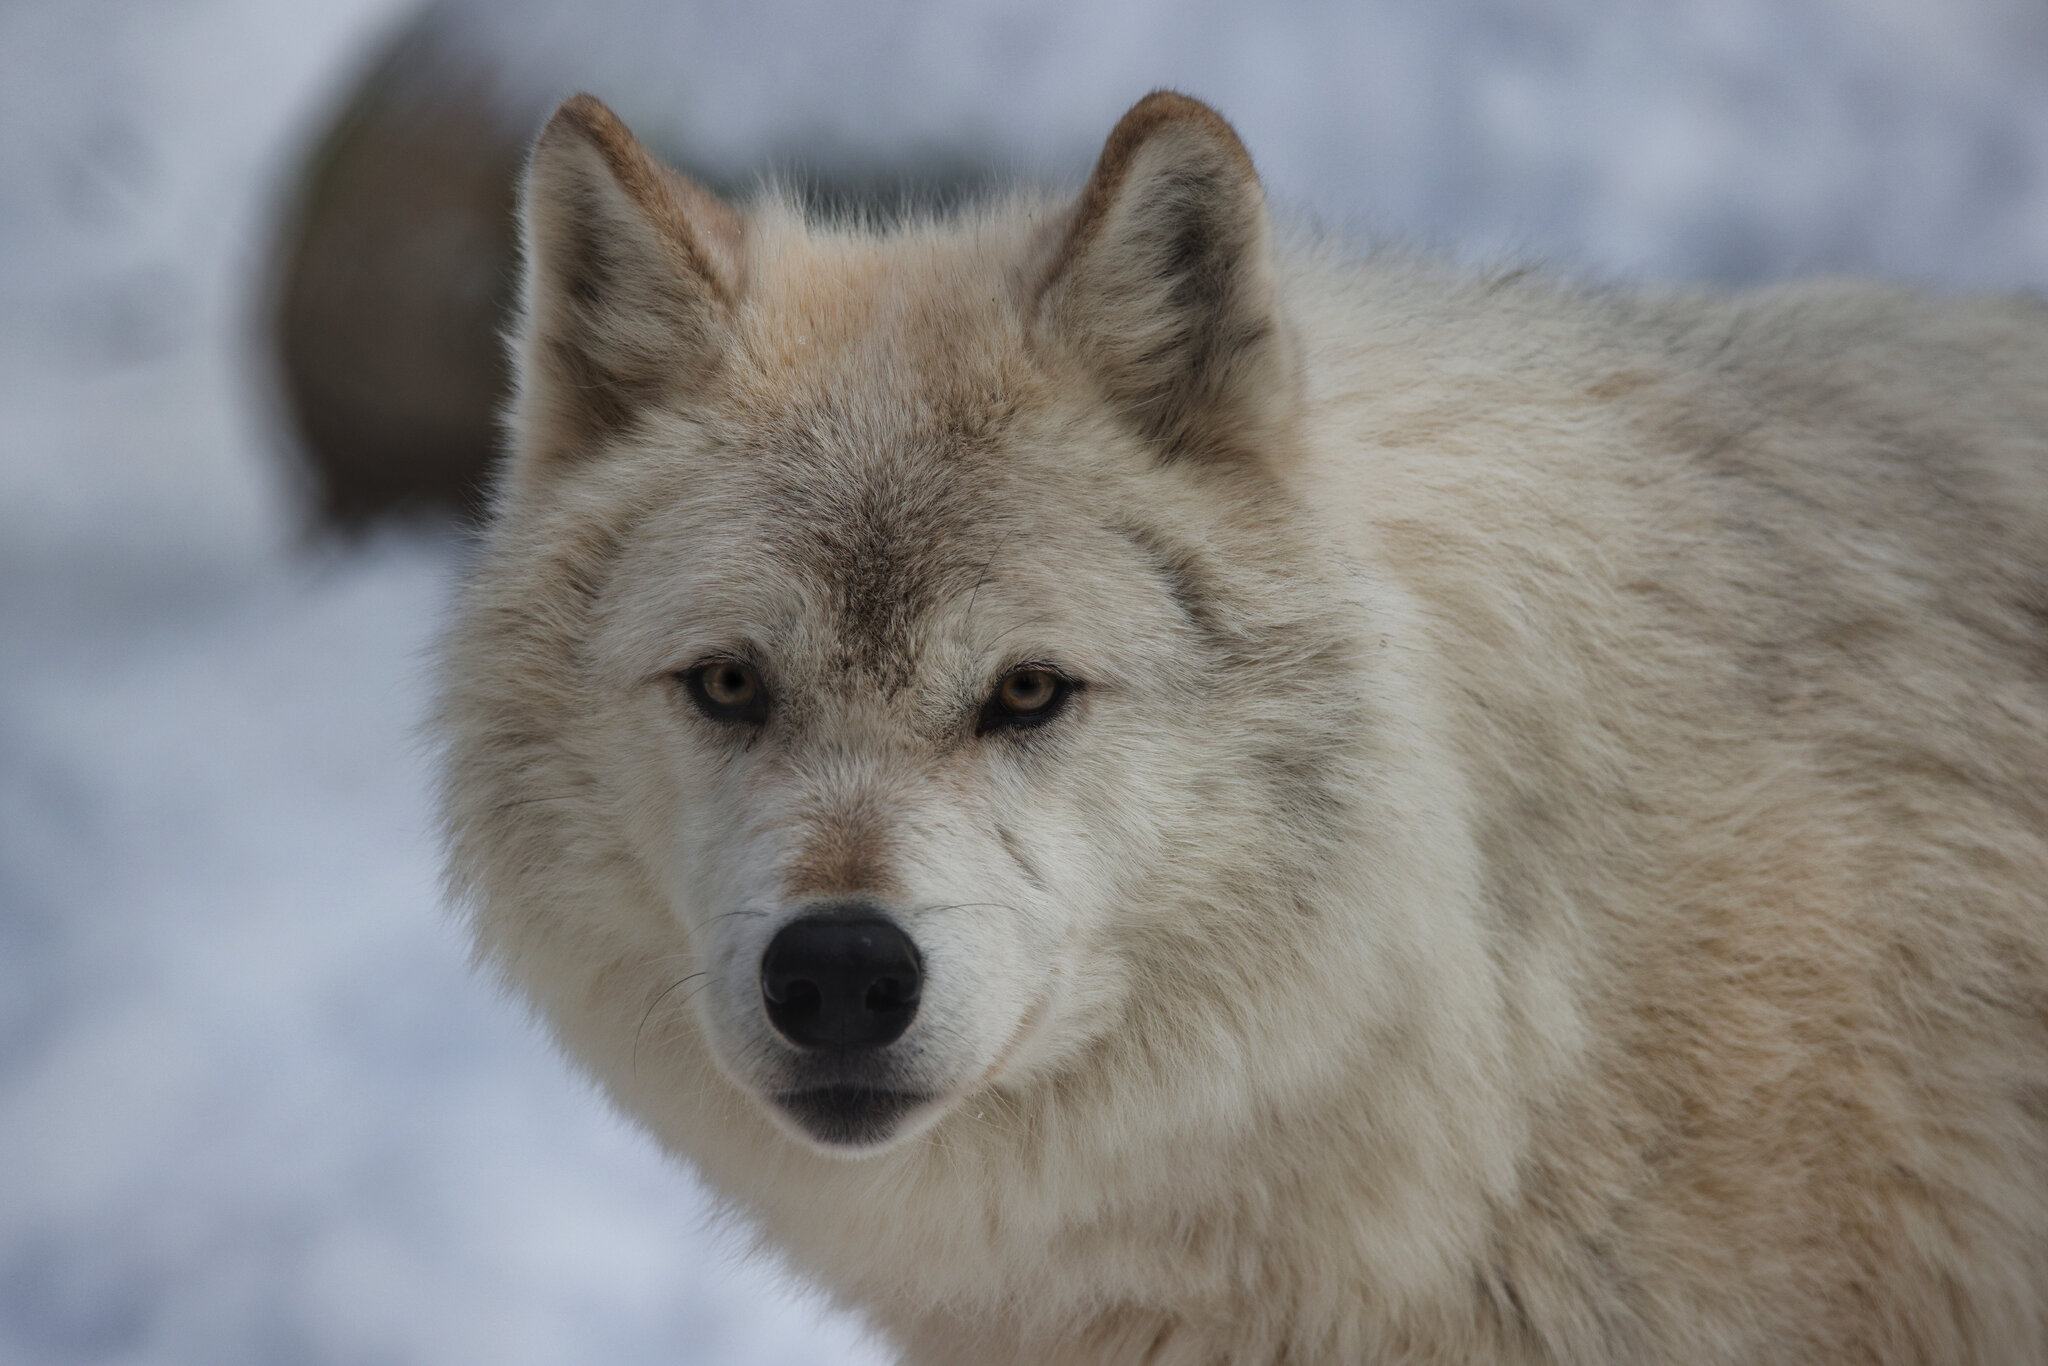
[2,1,2045,1362]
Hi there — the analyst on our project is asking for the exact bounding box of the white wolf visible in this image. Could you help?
[437,91,2048,1363]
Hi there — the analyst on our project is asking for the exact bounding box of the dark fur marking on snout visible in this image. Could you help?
[786,797,900,900]
[995,822,1048,891]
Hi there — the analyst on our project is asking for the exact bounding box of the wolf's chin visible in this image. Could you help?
[769,1085,940,1156]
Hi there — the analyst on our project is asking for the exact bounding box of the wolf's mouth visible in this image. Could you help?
[772,1086,932,1149]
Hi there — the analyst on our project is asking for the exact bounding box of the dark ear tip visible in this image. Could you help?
[540,92,609,136]
[1122,89,1234,133]
[534,92,633,163]
[1103,89,1255,176]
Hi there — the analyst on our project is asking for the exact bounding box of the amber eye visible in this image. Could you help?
[683,659,769,725]
[999,670,1058,713]
[977,667,1075,734]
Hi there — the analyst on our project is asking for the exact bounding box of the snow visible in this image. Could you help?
[442,0,2048,288]
[1,2,2043,1363]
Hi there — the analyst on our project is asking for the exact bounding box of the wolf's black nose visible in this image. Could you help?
[761,916,923,1049]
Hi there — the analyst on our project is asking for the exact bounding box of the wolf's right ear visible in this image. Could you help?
[509,94,740,486]
[1032,91,1292,466]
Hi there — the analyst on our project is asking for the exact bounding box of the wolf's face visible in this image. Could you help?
[590,401,1226,1151]
[447,94,1367,1157]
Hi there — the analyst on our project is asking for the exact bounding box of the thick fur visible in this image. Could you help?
[437,91,2048,1364]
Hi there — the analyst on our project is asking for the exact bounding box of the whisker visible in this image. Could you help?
[633,971,711,1079]
[964,528,1018,635]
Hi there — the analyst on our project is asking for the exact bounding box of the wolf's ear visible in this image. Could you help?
[509,94,740,485]
[1034,91,1292,464]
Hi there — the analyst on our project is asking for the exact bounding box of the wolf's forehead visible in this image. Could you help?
[699,242,1054,683]
[740,410,1022,686]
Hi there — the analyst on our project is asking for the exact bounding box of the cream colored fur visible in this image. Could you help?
[437,91,2048,1363]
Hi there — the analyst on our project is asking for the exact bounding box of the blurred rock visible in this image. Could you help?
[272,18,519,526]
[269,4,995,528]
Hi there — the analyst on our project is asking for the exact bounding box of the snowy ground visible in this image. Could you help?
[2,3,2045,1363]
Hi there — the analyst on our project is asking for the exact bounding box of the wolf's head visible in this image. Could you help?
[439,93,1419,1164]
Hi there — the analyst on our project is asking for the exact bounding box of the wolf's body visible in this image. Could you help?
[437,92,2048,1363]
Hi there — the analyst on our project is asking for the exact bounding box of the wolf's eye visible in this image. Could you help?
[977,667,1075,734]
[683,659,769,725]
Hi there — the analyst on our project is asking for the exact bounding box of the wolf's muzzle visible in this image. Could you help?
[760,913,923,1049]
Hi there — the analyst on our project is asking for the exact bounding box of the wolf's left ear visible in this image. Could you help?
[509,94,741,486]
[1034,91,1293,464]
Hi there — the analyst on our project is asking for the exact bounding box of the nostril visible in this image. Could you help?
[760,915,923,1050]
[766,975,822,1017]
[865,974,915,1013]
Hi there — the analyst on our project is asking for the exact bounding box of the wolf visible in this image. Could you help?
[436,89,2048,1364]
